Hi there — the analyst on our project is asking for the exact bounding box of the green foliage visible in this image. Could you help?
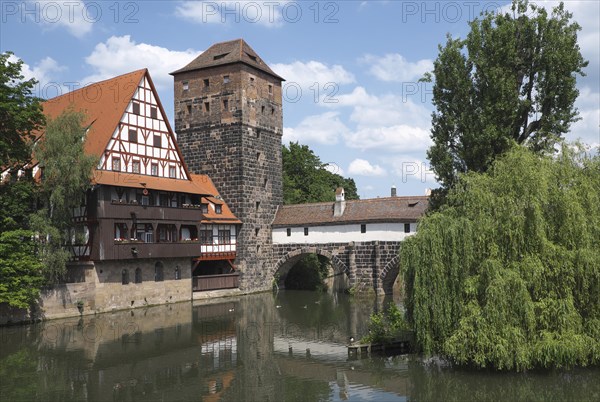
[0,230,44,309]
[0,51,45,168]
[402,145,600,370]
[425,0,588,199]
[362,303,410,344]
[285,254,330,291]
[0,174,37,232]
[283,142,358,204]
[34,109,97,230]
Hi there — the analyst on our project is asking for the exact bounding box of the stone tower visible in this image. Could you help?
[171,39,284,292]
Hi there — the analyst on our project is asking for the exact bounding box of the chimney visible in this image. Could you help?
[334,187,346,217]
[391,185,397,197]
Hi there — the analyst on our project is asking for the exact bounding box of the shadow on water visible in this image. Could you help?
[0,291,599,401]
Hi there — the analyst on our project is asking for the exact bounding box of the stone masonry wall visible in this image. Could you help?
[272,241,402,295]
[175,63,283,293]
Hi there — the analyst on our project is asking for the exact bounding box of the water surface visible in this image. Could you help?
[1,291,598,401]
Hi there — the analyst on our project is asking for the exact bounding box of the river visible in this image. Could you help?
[1,290,598,401]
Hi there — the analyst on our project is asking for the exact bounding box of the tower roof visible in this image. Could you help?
[170,39,284,81]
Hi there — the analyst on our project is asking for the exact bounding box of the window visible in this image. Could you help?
[182,81,189,91]
[186,104,192,114]
[128,129,137,143]
[223,75,230,84]
[114,223,128,240]
[201,203,209,213]
[135,268,142,284]
[404,223,411,233]
[153,134,161,148]
[261,105,265,114]
[361,224,366,234]
[169,166,176,178]
[200,230,213,245]
[304,227,309,236]
[132,101,140,115]
[159,193,169,207]
[222,99,228,110]
[203,79,209,88]
[151,163,158,176]
[154,261,164,282]
[112,157,121,172]
[256,201,260,210]
[135,223,154,242]
[215,205,222,214]
[204,102,210,112]
[268,84,273,94]
[250,76,255,83]
[175,266,181,280]
[286,228,291,237]
[132,160,140,174]
[218,230,231,244]
[150,106,158,119]
[122,269,129,285]
[271,107,275,115]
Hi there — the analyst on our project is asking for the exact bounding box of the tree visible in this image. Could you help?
[0,230,45,309]
[282,142,358,204]
[31,109,97,283]
[401,144,600,370]
[425,0,588,205]
[0,52,45,169]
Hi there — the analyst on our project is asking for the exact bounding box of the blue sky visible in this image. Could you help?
[2,1,598,198]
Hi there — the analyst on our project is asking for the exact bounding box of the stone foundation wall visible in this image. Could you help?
[1,258,194,325]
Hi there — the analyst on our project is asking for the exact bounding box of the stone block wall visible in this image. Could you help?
[271,241,402,295]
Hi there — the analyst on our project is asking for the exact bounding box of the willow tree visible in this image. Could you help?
[401,144,600,370]
[425,0,588,206]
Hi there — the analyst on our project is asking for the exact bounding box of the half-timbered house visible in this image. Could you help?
[31,69,241,312]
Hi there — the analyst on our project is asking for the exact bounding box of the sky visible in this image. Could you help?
[1,0,598,198]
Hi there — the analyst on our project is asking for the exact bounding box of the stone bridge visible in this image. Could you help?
[270,241,402,295]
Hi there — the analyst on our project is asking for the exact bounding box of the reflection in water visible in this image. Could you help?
[0,291,599,401]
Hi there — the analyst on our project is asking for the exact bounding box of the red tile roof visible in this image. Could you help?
[272,196,429,227]
[170,38,284,81]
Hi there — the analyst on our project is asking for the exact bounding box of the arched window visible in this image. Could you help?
[122,269,129,285]
[154,261,164,282]
[135,267,142,284]
[175,266,181,280]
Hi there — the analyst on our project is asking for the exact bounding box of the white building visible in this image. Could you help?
[272,188,429,244]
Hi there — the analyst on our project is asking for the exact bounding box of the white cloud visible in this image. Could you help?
[348,159,386,177]
[272,60,355,92]
[567,86,600,149]
[324,162,345,176]
[175,1,290,27]
[31,0,94,37]
[8,54,65,84]
[360,53,433,82]
[283,111,349,145]
[82,36,199,89]
[345,125,432,153]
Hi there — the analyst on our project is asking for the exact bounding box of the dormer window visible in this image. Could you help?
[201,204,208,213]
[214,53,229,60]
[215,205,222,214]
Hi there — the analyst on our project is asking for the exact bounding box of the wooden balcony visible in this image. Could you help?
[104,240,201,260]
[192,273,239,292]
[98,200,203,222]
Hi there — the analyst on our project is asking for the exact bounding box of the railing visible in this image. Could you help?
[193,273,239,292]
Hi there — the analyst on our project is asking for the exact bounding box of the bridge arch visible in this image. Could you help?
[271,247,350,290]
[380,254,400,295]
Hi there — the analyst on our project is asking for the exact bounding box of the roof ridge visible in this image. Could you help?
[44,69,146,102]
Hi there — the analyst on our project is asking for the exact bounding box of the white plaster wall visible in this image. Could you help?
[272,222,417,244]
